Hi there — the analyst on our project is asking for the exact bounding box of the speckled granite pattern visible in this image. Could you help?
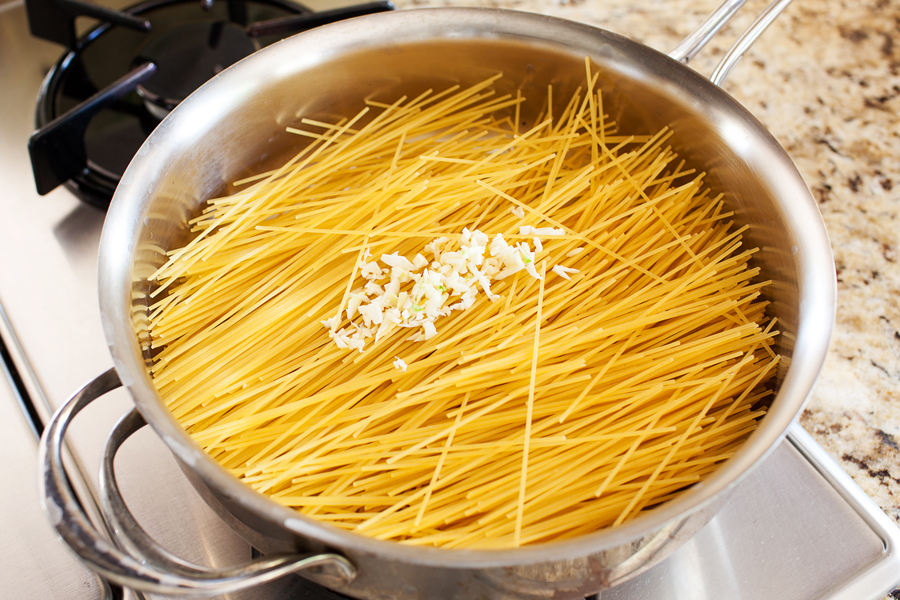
[391,0,900,594]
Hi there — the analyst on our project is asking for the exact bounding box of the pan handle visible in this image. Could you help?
[39,368,356,596]
[708,0,794,86]
[668,0,794,85]
[668,0,749,64]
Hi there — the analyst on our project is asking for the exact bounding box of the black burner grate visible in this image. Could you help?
[27,0,392,208]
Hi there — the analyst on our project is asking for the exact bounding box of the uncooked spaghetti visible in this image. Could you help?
[147,60,779,549]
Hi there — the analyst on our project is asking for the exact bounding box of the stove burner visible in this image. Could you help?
[25,0,150,49]
[135,21,261,119]
[27,0,393,209]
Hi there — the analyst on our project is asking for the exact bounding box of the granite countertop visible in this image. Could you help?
[391,0,900,589]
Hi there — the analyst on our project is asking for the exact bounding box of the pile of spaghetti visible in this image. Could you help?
[148,61,780,549]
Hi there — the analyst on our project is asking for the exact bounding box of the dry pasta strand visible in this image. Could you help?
[147,66,781,549]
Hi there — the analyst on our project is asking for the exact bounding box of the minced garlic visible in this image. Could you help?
[323,227,577,352]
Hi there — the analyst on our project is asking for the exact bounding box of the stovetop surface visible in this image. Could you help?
[1,1,899,599]
[30,0,310,205]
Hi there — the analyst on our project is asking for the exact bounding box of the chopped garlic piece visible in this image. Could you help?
[346,293,365,319]
[393,356,408,372]
[413,253,429,269]
[510,206,525,219]
[566,247,585,258]
[381,252,417,271]
[519,225,566,237]
[364,281,384,296]
[359,303,384,327]
[424,237,449,260]
[552,265,579,280]
[360,261,383,279]
[324,227,546,351]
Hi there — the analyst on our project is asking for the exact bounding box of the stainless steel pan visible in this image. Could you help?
[40,1,836,598]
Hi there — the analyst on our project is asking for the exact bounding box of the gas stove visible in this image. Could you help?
[25,0,389,207]
[1,1,899,599]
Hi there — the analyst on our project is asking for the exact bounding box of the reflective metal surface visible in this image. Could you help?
[0,4,338,597]
[602,425,900,600]
[98,6,834,598]
[39,368,358,594]
[1,1,898,599]
[0,343,109,600]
